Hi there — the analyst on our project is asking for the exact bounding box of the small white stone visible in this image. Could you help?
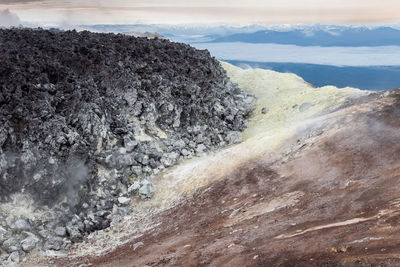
[118,147,127,154]
[118,197,131,205]
[33,173,42,181]
[133,241,144,251]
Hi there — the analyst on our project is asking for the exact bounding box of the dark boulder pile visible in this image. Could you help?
[0,28,254,262]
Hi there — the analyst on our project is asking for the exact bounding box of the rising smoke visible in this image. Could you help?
[63,157,90,207]
[0,9,22,27]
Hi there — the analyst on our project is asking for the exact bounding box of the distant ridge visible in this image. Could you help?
[210,27,400,47]
[226,60,400,91]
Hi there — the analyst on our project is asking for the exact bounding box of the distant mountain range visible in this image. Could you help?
[210,27,400,47]
[78,24,400,47]
[226,60,400,90]
[77,24,267,42]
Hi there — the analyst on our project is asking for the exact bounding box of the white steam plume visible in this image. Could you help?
[0,9,22,27]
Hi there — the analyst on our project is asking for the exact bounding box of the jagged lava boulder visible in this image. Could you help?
[0,28,254,249]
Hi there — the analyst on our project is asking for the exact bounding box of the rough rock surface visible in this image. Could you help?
[51,89,400,267]
[30,63,399,267]
[0,28,253,259]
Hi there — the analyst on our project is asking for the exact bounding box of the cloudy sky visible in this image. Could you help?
[1,0,400,26]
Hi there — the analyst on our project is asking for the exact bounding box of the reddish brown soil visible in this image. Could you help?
[54,91,400,267]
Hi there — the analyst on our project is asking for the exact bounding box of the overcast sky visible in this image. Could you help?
[1,0,400,26]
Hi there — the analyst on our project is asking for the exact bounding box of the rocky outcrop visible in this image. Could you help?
[0,28,254,260]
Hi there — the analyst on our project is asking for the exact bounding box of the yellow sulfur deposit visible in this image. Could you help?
[130,62,369,212]
[221,62,366,141]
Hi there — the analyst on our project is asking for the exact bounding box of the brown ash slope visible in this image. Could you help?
[0,28,253,259]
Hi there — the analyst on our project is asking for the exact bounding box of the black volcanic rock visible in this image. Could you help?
[0,28,254,251]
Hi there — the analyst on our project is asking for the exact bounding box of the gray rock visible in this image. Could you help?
[83,219,93,231]
[33,171,45,182]
[112,206,130,217]
[48,157,56,164]
[172,110,182,128]
[20,150,36,165]
[0,153,7,170]
[188,141,196,149]
[181,149,191,157]
[139,181,155,200]
[132,101,143,116]
[55,226,67,237]
[131,165,143,176]
[173,140,186,149]
[38,229,49,239]
[21,235,40,252]
[2,237,21,253]
[149,158,160,169]
[115,154,135,169]
[66,225,82,243]
[0,254,9,262]
[261,107,269,114]
[43,237,63,251]
[0,226,7,244]
[118,147,127,154]
[225,131,243,145]
[246,94,257,103]
[142,166,153,174]
[0,128,7,147]
[124,90,138,106]
[128,181,141,194]
[70,216,85,233]
[124,139,138,153]
[160,152,180,167]
[66,130,79,145]
[12,219,31,232]
[214,102,225,114]
[7,251,20,263]
[135,154,149,165]
[116,181,128,196]
[43,83,56,92]
[195,144,207,154]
